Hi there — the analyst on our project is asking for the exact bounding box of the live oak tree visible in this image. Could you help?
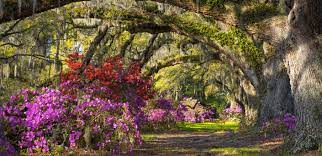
[0,0,321,153]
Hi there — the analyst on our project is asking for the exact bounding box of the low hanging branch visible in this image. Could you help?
[166,22,260,90]
[136,0,237,26]
[74,22,175,74]
[145,52,221,77]
[71,18,175,34]
[0,0,90,24]
[0,19,22,39]
[77,24,109,74]
[127,23,175,34]
[0,54,55,64]
[0,42,23,47]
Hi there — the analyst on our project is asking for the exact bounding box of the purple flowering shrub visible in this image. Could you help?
[0,56,161,154]
[261,113,296,135]
[180,98,216,123]
[283,113,296,131]
[0,88,62,153]
[142,99,178,130]
[220,105,243,121]
[142,98,216,130]
[0,123,15,155]
[73,95,142,151]
[0,88,142,154]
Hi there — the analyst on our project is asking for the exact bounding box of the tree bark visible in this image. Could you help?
[259,47,294,123]
[286,0,322,152]
[140,34,158,67]
[0,0,89,24]
[120,34,135,57]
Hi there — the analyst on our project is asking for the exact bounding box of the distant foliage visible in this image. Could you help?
[200,0,225,8]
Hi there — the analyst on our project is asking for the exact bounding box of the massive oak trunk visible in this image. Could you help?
[286,0,322,152]
[253,16,295,124]
[259,56,294,123]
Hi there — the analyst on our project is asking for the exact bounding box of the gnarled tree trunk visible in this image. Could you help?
[259,55,294,123]
[286,0,322,152]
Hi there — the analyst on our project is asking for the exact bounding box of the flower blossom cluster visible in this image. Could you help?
[0,54,154,154]
[143,99,216,130]
[283,113,296,131]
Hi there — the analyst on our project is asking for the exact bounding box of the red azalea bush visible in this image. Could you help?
[63,53,154,103]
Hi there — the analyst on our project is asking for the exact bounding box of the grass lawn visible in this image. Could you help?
[141,120,239,142]
[141,134,158,141]
[210,147,261,156]
[176,120,239,132]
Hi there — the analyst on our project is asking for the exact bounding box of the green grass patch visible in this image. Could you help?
[210,147,261,156]
[176,121,239,132]
[141,134,158,141]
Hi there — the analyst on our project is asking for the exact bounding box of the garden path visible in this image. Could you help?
[134,122,284,156]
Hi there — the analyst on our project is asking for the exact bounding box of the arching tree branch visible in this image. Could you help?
[0,54,56,64]
[128,23,175,34]
[136,0,237,26]
[0,0,90,24]
[145,53,221,77]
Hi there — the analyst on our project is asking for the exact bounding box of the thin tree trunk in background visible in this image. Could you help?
[140,34,158,67]
[14,57,17,78]
[77,24,109,74]
[241,79,261,125]
[48,63,52,81]
[55,32,61,74]
[3,63,9,79]
[0,64,3,88]
[120,34,135,57]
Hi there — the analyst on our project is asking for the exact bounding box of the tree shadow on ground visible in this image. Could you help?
[134,129,285,156]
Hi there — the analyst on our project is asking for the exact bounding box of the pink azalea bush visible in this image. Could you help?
[220,105,243,121]
[261,113,296,135]
[142,98,216,130]
[0,55,153,154]
[0,124,15,155]
[0,88,142,154]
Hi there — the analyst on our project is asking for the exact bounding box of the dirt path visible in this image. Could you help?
[134,130,284,156]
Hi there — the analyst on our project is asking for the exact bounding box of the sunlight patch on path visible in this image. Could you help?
[176,121,239,132]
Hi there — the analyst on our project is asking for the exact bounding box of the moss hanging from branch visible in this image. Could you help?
[169,14,263,68]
